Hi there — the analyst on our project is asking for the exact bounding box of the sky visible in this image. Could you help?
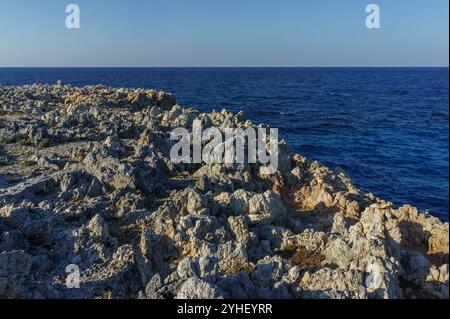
[0,0,448,67]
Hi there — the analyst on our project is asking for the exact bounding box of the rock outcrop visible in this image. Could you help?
[0,83,448,299]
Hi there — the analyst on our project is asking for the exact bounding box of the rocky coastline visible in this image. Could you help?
[0,83,448,299]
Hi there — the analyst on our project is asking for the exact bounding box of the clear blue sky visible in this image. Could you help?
[0,0,448,67]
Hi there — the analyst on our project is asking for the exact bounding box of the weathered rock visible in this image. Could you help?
[176,277,224,299]
[0,84,447,300]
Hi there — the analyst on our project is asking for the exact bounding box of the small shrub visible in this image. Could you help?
[72,151,87,162]
[291,246,325,268]
[18,138,32,146]
[38,139,50,149]
[228,263,255,276]
[21,160,36,167]
[1,138,13,144]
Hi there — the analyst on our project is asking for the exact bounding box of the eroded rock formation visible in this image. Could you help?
[0,83,448,299]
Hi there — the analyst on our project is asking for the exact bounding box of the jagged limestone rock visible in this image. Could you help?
[0,84,447,299]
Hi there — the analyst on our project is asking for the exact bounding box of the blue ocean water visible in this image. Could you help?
[0,68,448,221]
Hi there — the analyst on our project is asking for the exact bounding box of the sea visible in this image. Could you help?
[0,67,448,221]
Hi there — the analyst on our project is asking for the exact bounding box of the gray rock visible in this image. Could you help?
[0,251,32,298]
[176,277,224,299]
[0,84,447,300]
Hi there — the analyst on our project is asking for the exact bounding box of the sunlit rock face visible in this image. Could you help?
[0,83,448,299]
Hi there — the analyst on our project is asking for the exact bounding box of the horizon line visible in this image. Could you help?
[0,66,449,69]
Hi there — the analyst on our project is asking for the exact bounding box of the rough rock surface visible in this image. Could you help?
[0,83,448,299]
